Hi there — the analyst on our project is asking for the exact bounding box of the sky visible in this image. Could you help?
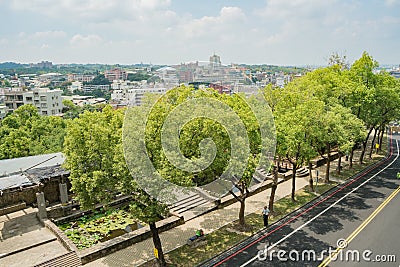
[0,0,399,66]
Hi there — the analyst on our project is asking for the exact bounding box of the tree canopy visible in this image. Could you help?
[0,105,66,159]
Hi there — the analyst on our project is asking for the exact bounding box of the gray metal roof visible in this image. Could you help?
[0,173,33,190]
[0,152,67,191]
[0,152,65,177]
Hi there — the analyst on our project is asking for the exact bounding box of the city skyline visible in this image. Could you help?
[0,0,399,65]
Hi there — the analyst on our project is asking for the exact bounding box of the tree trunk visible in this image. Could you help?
[149,222,166,267]
[277,155,282,172]
[269,167,278,212]
[349,145,355,168]
[369,128,378,158]
[229,182,249,228]
[359,127,374,164]
[291,163,297,202]
[376,127,381,149]
[337,152,342,175]
[308,162,314,192]
[359,142,366,164]
[239,200,246,226]
[325,144,331,183]
[379,125,385,151]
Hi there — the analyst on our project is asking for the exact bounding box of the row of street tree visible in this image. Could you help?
[266,52,400,201]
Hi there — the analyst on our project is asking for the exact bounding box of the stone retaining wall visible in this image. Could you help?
[0,202,26,216]
[0,176,71,209]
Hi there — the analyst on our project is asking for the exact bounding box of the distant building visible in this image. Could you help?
[1,87,26,113]
[155,67,179,85]
[111,80,138,91]
[30,61,53,69]
[63,95,106,106]
[82,84,110,93]
[67,81,83,93]
[67,74,96,83]
[209,54,222,68]
[0,105,6,120]
[104,68,127,82]
[389,66,400,79]
[175,62,198,83]
[23,88,63,116]
[111,85,168,106]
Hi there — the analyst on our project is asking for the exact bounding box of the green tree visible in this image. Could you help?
[139,86,269,227]
[275,99,319,201]
[87,74,111,85]
[63,105,169,266]
[0,105,66,159]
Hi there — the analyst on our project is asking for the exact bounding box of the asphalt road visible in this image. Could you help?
[200,133,400,267]
[328,185,400,267]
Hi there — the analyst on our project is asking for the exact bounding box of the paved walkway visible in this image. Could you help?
[0,208,67,267]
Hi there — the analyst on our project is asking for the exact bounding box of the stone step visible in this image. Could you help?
[180,201,218,221]
[296,167,309,177]
[171,198,209,214]
[34,251,81,267]
[170,194,201,209]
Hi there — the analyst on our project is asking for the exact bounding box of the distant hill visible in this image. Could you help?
[0,62,27,69]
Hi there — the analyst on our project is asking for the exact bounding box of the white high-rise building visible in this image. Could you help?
[23,88,63,116]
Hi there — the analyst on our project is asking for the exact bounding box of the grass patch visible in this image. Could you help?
[335,154,385,181]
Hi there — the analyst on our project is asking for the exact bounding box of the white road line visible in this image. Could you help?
[240,140,399,267]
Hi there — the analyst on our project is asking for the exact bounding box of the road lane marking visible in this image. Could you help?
[319,185,400,267]
[239,140,399,267]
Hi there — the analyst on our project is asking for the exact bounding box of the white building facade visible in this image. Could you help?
[23,88,63,116]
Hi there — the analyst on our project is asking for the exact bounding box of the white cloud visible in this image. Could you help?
[70,34,102,47]
[40,44,50,49]
[32,31,67,39]
[181,7,246,39]
[0,38,8,45]
[9,0,172,22]
[385,0,400,6]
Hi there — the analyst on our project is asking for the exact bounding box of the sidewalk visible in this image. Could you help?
[86,176,310,267]
[0,208,68,267]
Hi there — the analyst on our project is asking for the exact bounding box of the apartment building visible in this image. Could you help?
[67,74,96,83]
[111,86,167,106]
[1,87,26,113]
[67,81,83,93]
[104,68,127,82]
[23,88,63,116]
[82,84,110,93]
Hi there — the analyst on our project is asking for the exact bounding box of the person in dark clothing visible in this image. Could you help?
[262,206,270,227]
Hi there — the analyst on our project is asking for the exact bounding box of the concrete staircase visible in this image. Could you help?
[34,251,81,267]
[169,191,218,221]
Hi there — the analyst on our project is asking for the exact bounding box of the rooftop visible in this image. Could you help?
[0,152,67,191]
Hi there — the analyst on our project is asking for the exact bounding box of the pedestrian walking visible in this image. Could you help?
[262,206,270,227]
